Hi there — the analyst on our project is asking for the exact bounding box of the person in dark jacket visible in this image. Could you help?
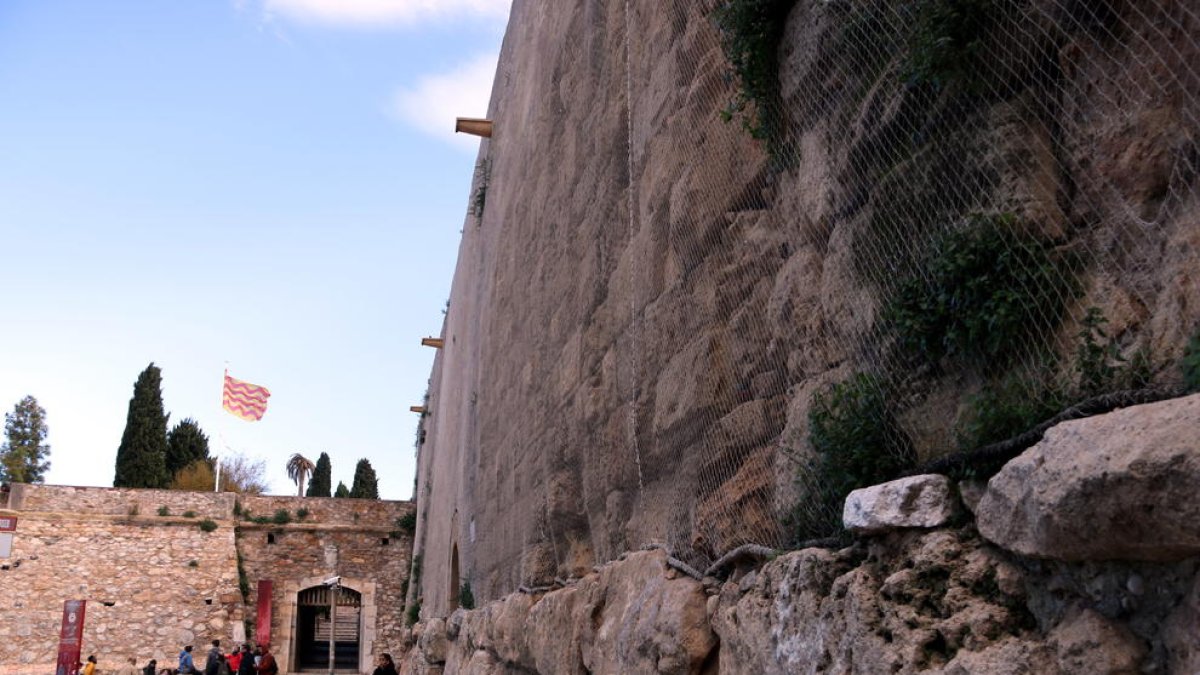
[204,641,223,675]
[142,659,157,675]
[236,645,256,675]
[372,653,398,675]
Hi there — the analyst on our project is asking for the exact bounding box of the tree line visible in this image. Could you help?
[114,362,381,498]
[0,363,382,499]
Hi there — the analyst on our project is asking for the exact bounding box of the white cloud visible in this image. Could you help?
[391,53,499,151]
[262,0,510,26]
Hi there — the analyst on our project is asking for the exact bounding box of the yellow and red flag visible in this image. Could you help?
[223,372,271,421]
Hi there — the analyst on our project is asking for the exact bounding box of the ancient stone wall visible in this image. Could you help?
[399,397,1200,674]
[412,0,1200,618]
[0,484,414,675]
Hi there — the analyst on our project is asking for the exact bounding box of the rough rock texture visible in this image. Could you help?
[843,474,958,535]
[977,394,1200,561]
[412,0,1200,617]
[401,550,716,675]
[400,528,1198,674]
[0,484,414,675]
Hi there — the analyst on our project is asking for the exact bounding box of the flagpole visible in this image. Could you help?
[218,364,229,493]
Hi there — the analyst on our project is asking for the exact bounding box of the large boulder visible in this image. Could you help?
[843,474,958,535]
[977,394,1200,561]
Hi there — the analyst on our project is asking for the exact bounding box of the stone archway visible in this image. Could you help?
[449,543,461,611]
[277,576,377,673]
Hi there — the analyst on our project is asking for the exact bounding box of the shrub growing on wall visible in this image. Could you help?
[794,372,914,541]
[713,0,799,160]
[885,214,1072,368]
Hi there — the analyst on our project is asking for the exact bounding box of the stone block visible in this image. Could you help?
[977,394,1200,561]
[842,475,957,535]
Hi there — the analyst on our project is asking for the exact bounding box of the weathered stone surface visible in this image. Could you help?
[843,475,958,535]
[978,394,1200,561]
[400,550,714,674]
[2,484,413,675]
[1048,608,1145,674]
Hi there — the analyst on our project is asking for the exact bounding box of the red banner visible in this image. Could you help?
[256,580,273,648]
[55,600,86,675]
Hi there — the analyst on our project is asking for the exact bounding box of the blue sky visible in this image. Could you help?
[0,0,509,499]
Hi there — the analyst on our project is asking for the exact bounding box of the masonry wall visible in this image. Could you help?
[0,484,414,675]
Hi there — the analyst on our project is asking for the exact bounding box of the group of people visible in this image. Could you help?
[177,640,276,675]
[73,642,399,675]
[74,640,277,675]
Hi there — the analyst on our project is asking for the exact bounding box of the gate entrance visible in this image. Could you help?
[294,586,361,671]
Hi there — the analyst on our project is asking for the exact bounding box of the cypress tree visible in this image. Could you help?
[349,458,379,499]
[166,418,210,480]
[1,395,52,483]
[113,363,170,488]
[306,452,332,497]
[334,481,350,498]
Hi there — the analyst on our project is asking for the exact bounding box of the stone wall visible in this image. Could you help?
[399,397,1200,674]
[412,0,1200,617]
[0,511,242,674]
[0,484,414,675]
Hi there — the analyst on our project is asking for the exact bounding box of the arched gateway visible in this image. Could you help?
[277,576,378,673]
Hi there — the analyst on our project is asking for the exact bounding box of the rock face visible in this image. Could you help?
[843,474,958,535]
[977,394,1200,561]
[411,0,1200,620]
[400,527,1197,674]
[401,550,716,674]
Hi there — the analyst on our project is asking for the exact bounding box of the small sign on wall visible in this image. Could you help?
[0,516,16,532]
[0,533,11,558]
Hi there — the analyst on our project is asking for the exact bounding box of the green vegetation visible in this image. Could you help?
[713,0,798,160]
[113,363,170,488]
[406,600,421,626]
[906,0,999,89]
[395,511,417,535]
[182,510,197,519]
[1,395,52,484]
[252,515,272,525]
[198,519,218,532]
[165,418,210,480]
[157,505,171,517]
[459,580,476,610]
[885,215,1072,367]
[237,550,251,601]
[1184,326,1200,392]
[272,509,292,525]
[295,507,310,520]
[334,481,350,498]
[952,308,1157,479]
[306,452,332,497]
[233,499,243,517]
[350,459,380,499]
[794,372,914,540]
[471,158,491,221]
[287,453,315,497]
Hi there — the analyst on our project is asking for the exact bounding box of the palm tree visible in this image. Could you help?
[286,453,315,497]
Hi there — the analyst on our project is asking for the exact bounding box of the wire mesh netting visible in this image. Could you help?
[412,0,1199,609]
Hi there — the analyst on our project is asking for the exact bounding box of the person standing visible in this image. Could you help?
[225,645,242,674]
[255,645,277,675]
[81,655,98,675]
[372,653,398,675]
[236,645,255,675]
[141,659,157,675]
[178,645,196,674]
[205,641,223,675]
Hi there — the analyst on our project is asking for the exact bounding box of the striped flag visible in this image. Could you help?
[223,372,271,422]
